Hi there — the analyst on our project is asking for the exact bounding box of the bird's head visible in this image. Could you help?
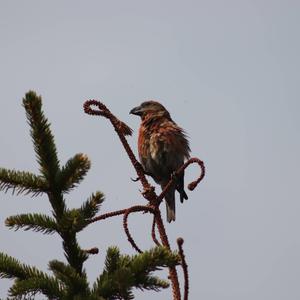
[130,101,170,120]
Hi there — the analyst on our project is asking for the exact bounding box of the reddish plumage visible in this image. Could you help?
[130,101,190,222]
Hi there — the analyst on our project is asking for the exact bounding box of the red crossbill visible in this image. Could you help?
[130,101,190,222]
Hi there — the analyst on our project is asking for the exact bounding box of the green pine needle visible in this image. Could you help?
[5,214,58,234]
[0,253,58,284]
[9,276,63,299]
[93,246,179,299]
[58,153,91,193]
[0,253,29,280]
[0,168,48,196]
[62,235,88,274]
[130,246,180,273]
[49,260,89,296]
[58,192,104,233]
[23,91,60,183]
[80,192,104,220]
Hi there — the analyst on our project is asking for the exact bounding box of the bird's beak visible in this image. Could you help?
[129,105,143,116]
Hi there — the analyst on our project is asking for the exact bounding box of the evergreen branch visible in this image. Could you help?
[59,154,91,193]
[80,192,104,221]
[9,276,63,299]
[49,260,89,297]
[103,247,122,274]
[58,193,104,234]
[48,193,66,222]
[56,210,90,273]
[93,247,133,300]
[22,91,60,183]
[0,253,52,281]
[59,209,82,233]
[23,91,67,218]
[129,246,180,279]
[61,232,88,275]
[137,275,169,291]
[0,253,29,280]
[93,246,179,299]
[0,253,62,298]
[5,214,58,234]
[87,296,106,300]
[0,168,47,196]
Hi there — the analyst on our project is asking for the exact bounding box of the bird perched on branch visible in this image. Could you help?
[130,101,190,222]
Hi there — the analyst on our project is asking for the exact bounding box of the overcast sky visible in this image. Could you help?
[0,1,300,299]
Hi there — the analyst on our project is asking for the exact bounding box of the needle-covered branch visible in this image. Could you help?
[58,153,91,193]
[61,232,89,275]
[59,197,103,234]
[23,91,60,183]
[0,253,44,280]
[49,260,90,296]
[0,168,47,196]
[5,213,58,234]
[79,192,105,221]
[93,246,179,299]
[9,277,63,300]
[0,253,63,299]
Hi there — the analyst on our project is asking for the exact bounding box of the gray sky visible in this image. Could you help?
[1,1,300,299]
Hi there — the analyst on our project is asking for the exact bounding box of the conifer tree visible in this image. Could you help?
[0,91,182,299]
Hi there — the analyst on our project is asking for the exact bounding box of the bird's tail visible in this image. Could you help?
[162,183,176,223]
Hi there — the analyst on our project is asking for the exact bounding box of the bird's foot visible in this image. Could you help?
[142,186,156,201]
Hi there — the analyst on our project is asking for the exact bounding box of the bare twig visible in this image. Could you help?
[154,209,181,300]
[151,216,161,247]
[84,247,99,255]
[84,100,152,194]
[90,208,128,223]
[123,205,155,253]
[156,157,205,206]
[177,238,189,300]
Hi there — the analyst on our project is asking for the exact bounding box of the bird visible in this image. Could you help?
[130,101,190,222]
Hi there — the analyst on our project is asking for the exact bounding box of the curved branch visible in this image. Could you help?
[123,205,155,253]
[89,208,128,224]
[151,216,161,247]
[177,238,189,300]
[84,100,154,196]
[83,100,133,136]
[153,209,181,300]
[156,157,206,206]
[185,158,206,191]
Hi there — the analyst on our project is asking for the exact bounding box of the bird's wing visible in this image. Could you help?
[149,120,190,169]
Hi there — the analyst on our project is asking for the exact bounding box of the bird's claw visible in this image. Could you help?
[131,177,140,182]
[142,186,156,201]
